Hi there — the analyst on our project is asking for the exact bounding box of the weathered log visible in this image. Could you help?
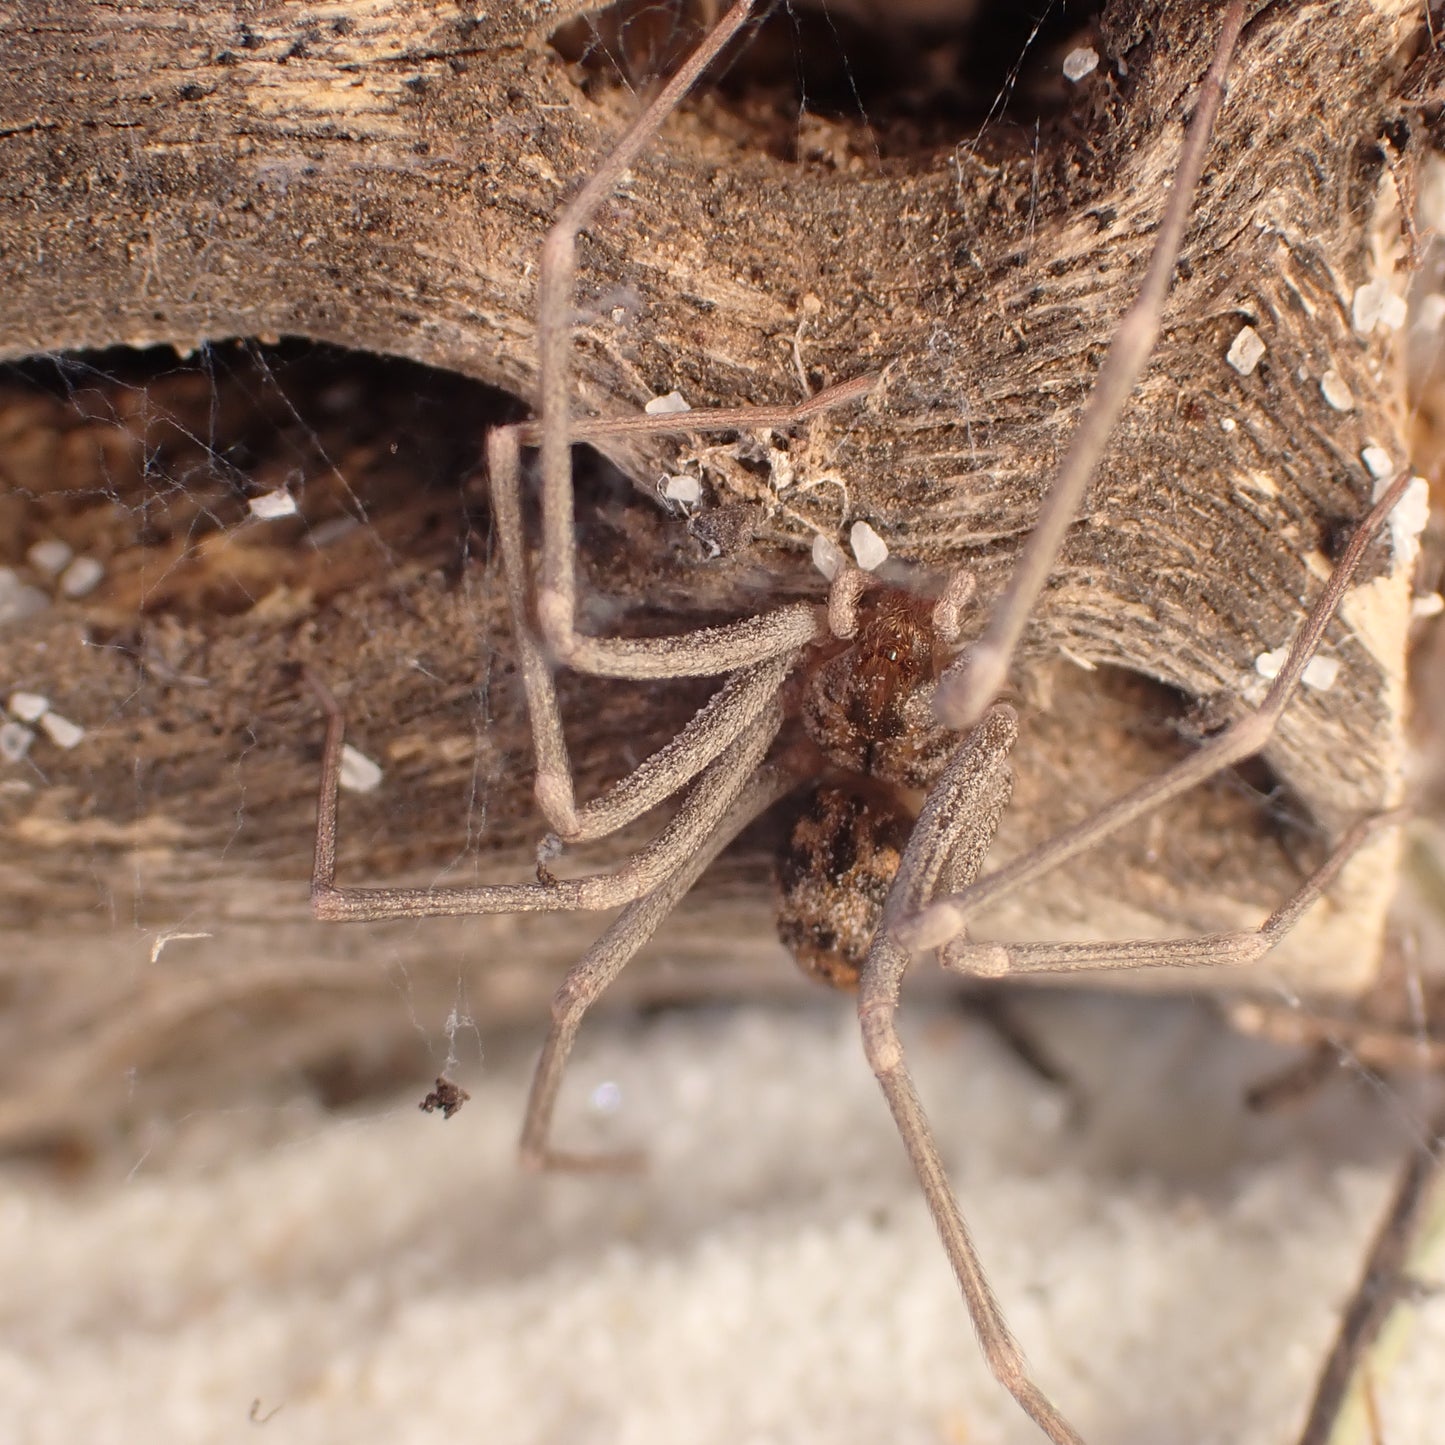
[0,0,1434,1145]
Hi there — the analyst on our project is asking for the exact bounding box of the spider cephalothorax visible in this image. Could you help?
[802,585,955,786]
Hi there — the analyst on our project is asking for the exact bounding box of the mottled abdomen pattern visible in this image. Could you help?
[775,784,912,990]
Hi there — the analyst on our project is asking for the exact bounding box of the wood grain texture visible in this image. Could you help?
[0,0,1435,1146]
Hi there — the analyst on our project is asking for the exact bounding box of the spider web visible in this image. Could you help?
[1,4,1444,1443]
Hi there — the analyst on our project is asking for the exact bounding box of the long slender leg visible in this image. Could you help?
[520,759,800,1171]
[901,468,1414,953]
[521,0,872,675]
[535,0,776,668]
[934,0,1248,731]
[857,708,1090,1445]
[303,668,780,921]
[489,377,872,833]
[536,0,759,637]
[488,424,582,835]
[1293,1103,1445,1445]
[537,650,797,864]
[936,810,1401,979]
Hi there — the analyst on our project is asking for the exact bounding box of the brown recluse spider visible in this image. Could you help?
[304,3,1412,1440]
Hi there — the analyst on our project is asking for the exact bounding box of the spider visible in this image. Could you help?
[304,3,1413,1441]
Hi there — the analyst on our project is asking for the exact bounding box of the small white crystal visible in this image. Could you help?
[7,692,49,723]
[39,711,84,749]
[1219,417,1237,432]
[0,568,50,624]
[1361,445,1393,479]
[1301,655,1340,691]
[26,539,73,575]
[662,474,702,506]
[1062,46,1099,82]
[849,520,888,572]
[1319,370,1354,412]
[1352,279,1387,335]
[339,743,383,794]
[1254,646,1288,681]
[248,489,298,520]
[643,390,691,416]
[811,532,844,581]
[1378,290,1408,331]
[1226,326,1266,375]
[1382,476,1431,571]
[1351,279,1404,336]
[1256,647,1340,691]
[0,722,34,763]
[59,555,105,598]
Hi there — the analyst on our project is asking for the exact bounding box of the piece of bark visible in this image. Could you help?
[0,0,1434,1146]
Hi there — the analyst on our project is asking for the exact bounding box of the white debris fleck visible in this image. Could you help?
[339,743,383,794]
[1352,279,1386,334]
[643,390,691,416]
[1378,475,1431,572]
[589,1080,623,1115]
[38,711,84,750]
[248,489,298,520]
[1254,646,1288,681]
[59,555,105,598]
[7,692,49,723]
[150,929,215,964]
[1361,445,1393,480]
[1256,647,1340,691]
[0,722,34,764]
[1062,46,1099,82]
[661,474,702,507]
[1413,592,1445,620]
[849,520,889,572]
[1226,326,1266,375]
[1352,278,1405,336]
[1219,417,1237,432]
[0,569,50,625]
[1318,370,1354,412]
[1301,655,1340,691]
[26,539,73,575]
[811,532,845,581]
[1058,645,1097,672]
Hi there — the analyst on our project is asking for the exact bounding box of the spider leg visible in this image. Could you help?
[536,651,797,861]
[938,809,1402,979]
[934,0,1248,732]
[303,668,780,921]
[901,467,1414,954]
[520,758,800,1172]
[826,559,871,639]
[487,385,870,835]
[533,0,754,658]
[858,706,1088,1445]
[931,565,979,646]
[517,0,871,682]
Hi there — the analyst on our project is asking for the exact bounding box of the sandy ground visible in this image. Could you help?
[2,983,1443,1445]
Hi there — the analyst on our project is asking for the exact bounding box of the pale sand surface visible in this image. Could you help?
[2,987,1442,1445]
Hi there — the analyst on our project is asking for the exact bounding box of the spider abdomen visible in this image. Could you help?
[775,783,912,991]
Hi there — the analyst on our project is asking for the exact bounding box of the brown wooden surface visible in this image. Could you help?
[0,0,1436,1149]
